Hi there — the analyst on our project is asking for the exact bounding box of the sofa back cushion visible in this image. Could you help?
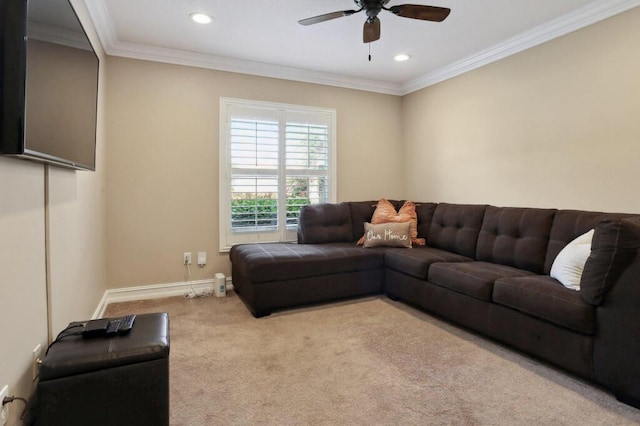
[297,202,353,244]
[476,206,556,274]
[544,210,634,274]
[580,217,640,305]
[416,202,438,240]
[349,201,378,242]
[427,203,487,258]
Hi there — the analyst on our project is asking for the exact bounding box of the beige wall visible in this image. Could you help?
[0,1,106,422]
[105,58,404,287]
[105,7,640,289]
[0,159,48,421]
[403,7,640,213]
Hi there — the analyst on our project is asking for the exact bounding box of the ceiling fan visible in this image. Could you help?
[298,1,451,43]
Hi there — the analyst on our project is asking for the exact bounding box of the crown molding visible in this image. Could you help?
[82,0,402,95]
[83,0,118,50]
[29,22,92,51]
[107,40,404,95]
[401,0,640,95]
[84,0,640,97]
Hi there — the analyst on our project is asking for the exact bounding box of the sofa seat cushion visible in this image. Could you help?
[230,242,384,284]
[429,261,535,302]
[493,275,596,335]
[384,247,471,280]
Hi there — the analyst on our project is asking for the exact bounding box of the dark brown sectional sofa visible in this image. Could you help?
[230,200,640,408]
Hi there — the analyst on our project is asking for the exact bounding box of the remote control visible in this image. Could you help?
[82,318,109,338]
[117,314,136,334]
[105,319,121,336]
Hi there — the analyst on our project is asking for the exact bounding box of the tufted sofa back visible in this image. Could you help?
[298,202,639,279]
[543,209,635,275]
[300,200,484,251]
[415,202,438,239]
[476,206,556,274]
[427,203,487,258]
[347,201,378,242]
[297,202,353,244]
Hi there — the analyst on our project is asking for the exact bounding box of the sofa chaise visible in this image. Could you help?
[229,200,640,408]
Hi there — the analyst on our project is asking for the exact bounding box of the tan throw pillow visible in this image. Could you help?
[357,199,426,246]
[363,222,412,248]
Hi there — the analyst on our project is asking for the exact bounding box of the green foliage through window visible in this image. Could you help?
[221,99,334,246]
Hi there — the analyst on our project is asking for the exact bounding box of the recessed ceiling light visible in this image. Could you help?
[190,13,212,24]
[394,53,411,62]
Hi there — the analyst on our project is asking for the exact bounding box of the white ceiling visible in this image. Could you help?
[82,0,640,95]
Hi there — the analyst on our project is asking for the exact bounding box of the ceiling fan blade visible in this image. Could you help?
[388,4,451,22]
[298,9,359,26]
[363,18,381,43]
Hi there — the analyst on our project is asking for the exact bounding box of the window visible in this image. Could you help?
[219,98,336,250]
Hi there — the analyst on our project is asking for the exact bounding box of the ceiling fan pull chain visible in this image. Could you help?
[368,43,372,62]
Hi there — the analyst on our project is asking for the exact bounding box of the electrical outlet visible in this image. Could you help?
[1,385,8,425]
[183,252,192,265]
[197,252,206,266]
[32,344,43,381]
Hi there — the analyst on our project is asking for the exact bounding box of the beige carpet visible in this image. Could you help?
[105,293,640,425]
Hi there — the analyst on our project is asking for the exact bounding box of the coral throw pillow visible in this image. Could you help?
[357,199,426,246]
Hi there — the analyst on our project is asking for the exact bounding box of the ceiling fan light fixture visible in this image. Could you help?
[394,53,411,62]
[190,13,212,24]
[298,2,450,42]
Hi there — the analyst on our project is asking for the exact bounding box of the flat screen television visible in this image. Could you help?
[1,0,99,171]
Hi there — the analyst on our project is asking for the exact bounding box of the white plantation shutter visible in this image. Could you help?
[220,98,336,250]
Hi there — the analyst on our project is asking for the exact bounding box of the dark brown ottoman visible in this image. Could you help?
[35,313,170,426]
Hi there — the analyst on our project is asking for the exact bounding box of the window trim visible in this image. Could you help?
[219,97,337,252]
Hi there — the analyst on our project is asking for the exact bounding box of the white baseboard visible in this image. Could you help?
[93,277,234,319]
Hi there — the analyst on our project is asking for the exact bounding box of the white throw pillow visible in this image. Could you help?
[550,229,595,291]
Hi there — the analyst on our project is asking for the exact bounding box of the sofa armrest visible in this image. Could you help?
[591,217,640,406]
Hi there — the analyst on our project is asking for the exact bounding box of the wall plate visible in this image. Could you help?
[0,385,9,425]
[33,344,43,381]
